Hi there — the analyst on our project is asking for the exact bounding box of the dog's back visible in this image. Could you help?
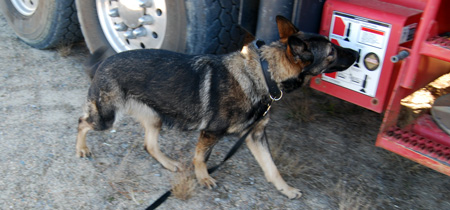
[87,48,267,133]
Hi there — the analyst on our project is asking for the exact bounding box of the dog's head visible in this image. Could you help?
[275,16,358,92]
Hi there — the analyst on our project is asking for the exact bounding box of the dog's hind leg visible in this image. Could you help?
[127,100,182,171]
[245,118,302,199]
[142,119,183,172]
[193,131,219,189]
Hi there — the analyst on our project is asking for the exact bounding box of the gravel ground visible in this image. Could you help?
[0,13,449,210]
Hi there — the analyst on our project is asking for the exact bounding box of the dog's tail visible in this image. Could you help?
[84,47,114,80]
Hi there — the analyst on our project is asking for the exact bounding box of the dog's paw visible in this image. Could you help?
[193,162,216,189]
[161,159,184,172]
[76,147,91,158]
[199,176,217,189]
[195,170,217,189]
[281,186,302,199]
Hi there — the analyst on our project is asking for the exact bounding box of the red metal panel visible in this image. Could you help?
[377,119,450,176]
[314,0,450,176]
[311,0,422,113]
[400,0,441,89]
[412,115,450,147]
[376,135,450,176]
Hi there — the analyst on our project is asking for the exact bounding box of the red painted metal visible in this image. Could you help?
[311,0,422,113]
[375,0,450,176]
[377,115,450,175]
[313,0,450,176]
[400,0,441,89]
[377,132,450,176]
[412,114,450,146]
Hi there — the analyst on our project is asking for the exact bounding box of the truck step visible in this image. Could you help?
[377,114,450,175]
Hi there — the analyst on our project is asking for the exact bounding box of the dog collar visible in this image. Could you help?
[252,40,283,101]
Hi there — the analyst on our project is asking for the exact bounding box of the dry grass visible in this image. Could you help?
[57,43,73,57]
[108,180,143,204]
[268,122,319,181]
[330,181,372,210]
[170,167,197,200]
[286,97,316,122]
[106,141,148,204]
[282,87,317,122]
[272,147,306,178]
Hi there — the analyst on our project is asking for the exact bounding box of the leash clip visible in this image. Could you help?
[270,90,283,101]
[264,90,283,116]
[263,103,272,117]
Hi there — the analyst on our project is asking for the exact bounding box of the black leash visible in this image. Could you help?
[145,40,281,210]
[146,120,259,210]
[252,40,283,101]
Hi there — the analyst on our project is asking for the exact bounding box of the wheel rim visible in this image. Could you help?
[96,0,167,52]
[11,0,39,16]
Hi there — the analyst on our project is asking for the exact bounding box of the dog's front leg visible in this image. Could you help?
[245,118,302,199]
[193,131,219,189]
[76,117,92,157]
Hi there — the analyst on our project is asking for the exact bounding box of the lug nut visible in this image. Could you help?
[138,0,153,7]
[124,30,136,39]
[109,8,119,17]
[114,22,128,31]
[139,15,154,25]
[133,27,147,37]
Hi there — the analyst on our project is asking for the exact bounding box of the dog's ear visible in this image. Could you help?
[276,16,299,42]
[287,36,313,63]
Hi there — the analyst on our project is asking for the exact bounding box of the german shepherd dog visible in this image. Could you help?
[76,16,358,199]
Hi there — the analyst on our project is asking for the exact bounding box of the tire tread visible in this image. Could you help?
[198,0,245,54]
[47,0,83,48]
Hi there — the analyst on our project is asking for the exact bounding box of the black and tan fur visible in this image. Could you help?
[76,16,357,199]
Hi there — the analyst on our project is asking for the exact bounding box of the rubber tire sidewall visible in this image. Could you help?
[185,0,245,55]
[0,0,63,49]
[76,0,187,55]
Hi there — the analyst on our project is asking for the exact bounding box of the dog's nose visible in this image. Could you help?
[350,49,359,60]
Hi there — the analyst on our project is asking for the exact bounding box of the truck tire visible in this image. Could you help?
[0,0,83,49]
[76,0,245,55]
[187,0,246,54]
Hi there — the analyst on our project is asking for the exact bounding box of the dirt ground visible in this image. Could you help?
[0,14,449,210]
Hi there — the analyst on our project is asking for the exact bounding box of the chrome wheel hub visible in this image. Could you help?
[11,0,39,16]
[96,0,167,52]
[117,1,143,28]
